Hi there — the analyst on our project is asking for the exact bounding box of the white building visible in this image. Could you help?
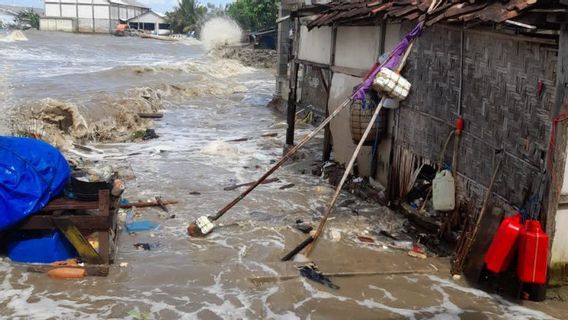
[127,10,170,35]
[40,0,150,33]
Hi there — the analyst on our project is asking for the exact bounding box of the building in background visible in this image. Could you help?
[127,10,170,35]
[40,0,149,33]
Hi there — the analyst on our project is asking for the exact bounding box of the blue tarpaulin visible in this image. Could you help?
[0,136,70,230]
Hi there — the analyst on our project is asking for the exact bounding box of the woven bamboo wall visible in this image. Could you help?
[395,22,559,210]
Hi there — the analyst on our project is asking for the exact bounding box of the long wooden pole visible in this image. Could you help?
[210,47,403,223]
[304,42,415,257]
[211,97,354,221]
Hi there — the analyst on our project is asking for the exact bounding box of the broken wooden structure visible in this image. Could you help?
[15,190,120,276]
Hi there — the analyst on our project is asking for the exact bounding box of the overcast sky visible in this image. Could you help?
[0,0,231,13]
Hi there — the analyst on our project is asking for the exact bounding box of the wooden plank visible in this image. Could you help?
[119,199,178,209]
[249,267,443,285]
[18,215,111,230]
[331,65,368,78]
[42,198,100,211]
[53,218,105,265]
[463,207,504,282]
[545,24,568,248]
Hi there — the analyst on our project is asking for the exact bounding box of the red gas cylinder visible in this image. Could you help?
[517,220,549,285]
[484,213,522,273]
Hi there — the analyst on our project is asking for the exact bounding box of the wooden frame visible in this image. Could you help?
[15,190,120,275]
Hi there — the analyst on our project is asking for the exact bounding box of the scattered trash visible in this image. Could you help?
[261,132,278,138]
[133,242,159,251]
[155,196,169,212]
[125,220,160,233]
[294,220,313,234]
[298,263,340,290]
[352,177,364,184]
[111,179,126,197]
[408,250,427,259]
[390,241,414,251]
[357,235,375,244]
[119,262,129,267]
[452,274,462,281]
[329,228,342,242]
[279,183,295,190]
[408,244,427,259]
[379,230,398,240]
[142,129,159,140]
[223,178,279,191]
[119,198,178,209]
[127,309,152,320]
[51,258,80,267]
[189,191,201,195]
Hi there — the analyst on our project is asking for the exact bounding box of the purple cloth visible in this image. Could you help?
[353,22,424,106]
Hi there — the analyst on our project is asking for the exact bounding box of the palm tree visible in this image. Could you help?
[166,0,207,34]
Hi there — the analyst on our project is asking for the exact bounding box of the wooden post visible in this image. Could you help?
[285,61,299,146]
[370,20,388,178]
[285,18,300,147]
[322,26,337,161]
[545,24,568,255]
[98,189,110,264]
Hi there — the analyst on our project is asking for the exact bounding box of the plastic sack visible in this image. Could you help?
[0,136,70,230]
[372,67,411,100]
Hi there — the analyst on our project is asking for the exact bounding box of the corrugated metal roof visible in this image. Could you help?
[109,0,150,9]
[302,0,547,29]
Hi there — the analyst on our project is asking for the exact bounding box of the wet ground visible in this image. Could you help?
[0,30,566,319]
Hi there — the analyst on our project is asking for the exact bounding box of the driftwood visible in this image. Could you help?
[120,199,178,209]
[249,268,441,285]
[223,178,280,191]
[138,112,164,119]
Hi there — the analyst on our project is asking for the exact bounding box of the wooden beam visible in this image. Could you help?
[331,65,368,78]
[17,215,112,230]
[545,24,568,247]
[53,218,105,265]
[323,26,337,162]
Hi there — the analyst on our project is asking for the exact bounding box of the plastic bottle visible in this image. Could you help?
[432,170,455,211]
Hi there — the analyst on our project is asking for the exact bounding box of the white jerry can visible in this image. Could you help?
[432,170,455,211]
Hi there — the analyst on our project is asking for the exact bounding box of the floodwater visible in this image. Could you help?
[0,31,563,319]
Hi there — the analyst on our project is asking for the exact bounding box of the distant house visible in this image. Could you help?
[127,10,170,35]
[40,0,150,33]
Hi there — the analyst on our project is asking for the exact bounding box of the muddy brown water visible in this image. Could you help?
[0,31,564,319]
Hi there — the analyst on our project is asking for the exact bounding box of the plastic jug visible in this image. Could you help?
[484,213,522,273]
[517,220,549,284]
[432,170,455,211]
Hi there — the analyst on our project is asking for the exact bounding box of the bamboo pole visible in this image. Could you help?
[304,42,415,258]
[249,267,440,284]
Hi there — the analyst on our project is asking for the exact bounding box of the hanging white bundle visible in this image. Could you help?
[372,67,411,101]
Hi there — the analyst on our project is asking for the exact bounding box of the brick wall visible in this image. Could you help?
[395,23,559,210]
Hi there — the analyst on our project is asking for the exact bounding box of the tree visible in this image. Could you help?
[166,0,207,34]
[226,0,278,32]
[16,9,40,30]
